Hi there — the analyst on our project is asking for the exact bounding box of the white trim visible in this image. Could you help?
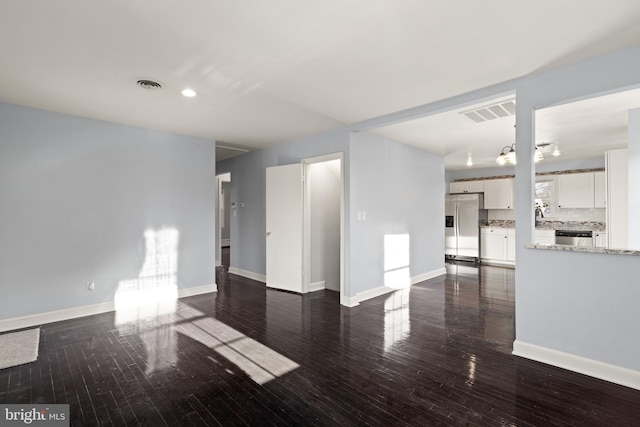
[309,281,326,292]
[0,284,218,333]
[178,283,218,298]
[344,268,447,307]
[228,267,266,283]
[0,301,116,333]
[410,267,447,285]
[221,239,230,247]
[355,285,394,304]
[342,296,360,308]
[513,340,640,391]
[480,259,515,267]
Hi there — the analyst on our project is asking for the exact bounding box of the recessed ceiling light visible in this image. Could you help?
[181,88,197,98]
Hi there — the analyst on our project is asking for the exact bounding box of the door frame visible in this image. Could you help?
[215,172,231,267]
[302,152,345,305]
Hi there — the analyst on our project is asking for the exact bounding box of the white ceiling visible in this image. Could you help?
[2,1,640,159]
[373,87,640,170]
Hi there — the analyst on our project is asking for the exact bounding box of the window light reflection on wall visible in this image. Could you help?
[384,234,411,289]
[115,228,179,329]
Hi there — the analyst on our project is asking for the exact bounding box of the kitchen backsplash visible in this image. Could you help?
[535,220,606,231]
[488,210,515,220]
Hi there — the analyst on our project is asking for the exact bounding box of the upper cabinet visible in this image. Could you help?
[557,172,595,208]
[484,178,513,209]
[450,180,484,194]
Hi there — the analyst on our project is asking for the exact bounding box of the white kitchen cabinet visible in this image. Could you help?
[481,228,507,260]
[594,171,606,208]
[557,172,594,208]
[450,180,484,194]
[481,228,515,266]
[594,232,607,248]
[534,229,555,245]
[484,178,513,210]
[506,229,516,262]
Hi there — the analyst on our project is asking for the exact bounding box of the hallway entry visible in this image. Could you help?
[305,158,341,293]
[265,153,344,303]
[216,172,231,267]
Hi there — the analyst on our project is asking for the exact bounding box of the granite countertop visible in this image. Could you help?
[480,220,606,232]
[526,244,640,256]
[480,220,514,229]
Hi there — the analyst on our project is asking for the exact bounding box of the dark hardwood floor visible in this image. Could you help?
[1,263,639,426]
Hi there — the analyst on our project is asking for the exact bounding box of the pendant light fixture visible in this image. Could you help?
[496,144,516,165]
[496,143,545,165]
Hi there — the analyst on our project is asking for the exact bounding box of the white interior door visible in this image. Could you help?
[266,163,303,292]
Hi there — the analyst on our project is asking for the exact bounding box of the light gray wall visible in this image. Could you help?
[0,103,216,320]
[221,181,231,241]
[347,44,640,374]
[511,46,640,372]
[629,108,640,248]
[309,160,341,291]
[216,129,351,288]
[518,248,640,370]
[216,129,443,299]
[349,132,444,294]
[218,44,640,375]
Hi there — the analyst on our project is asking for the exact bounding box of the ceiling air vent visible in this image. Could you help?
[136,79,163,90]
[461,99,516,123]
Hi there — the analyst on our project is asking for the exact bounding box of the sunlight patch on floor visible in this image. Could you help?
[177,304,299,385]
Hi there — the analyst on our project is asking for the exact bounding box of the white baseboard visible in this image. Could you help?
[178,283,218,298]
[513,340,640,391]
[411,267,447,285]
[0,301,117,333]
[344,267,447,307]
[228,267,266,283]
[352,285,395,306]
[342,296,359,307]
[481,259,515,268]
[0,283,218,333]
[309,281,326,292]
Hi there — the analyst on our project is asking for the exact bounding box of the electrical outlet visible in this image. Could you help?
[87,281,95,291]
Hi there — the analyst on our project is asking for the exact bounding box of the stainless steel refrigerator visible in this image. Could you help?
[445,194,486,261]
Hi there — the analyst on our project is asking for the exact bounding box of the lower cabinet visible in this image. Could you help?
[481,228,515,266]
[594,232,607,248]
[506,229,515,262]
[534,229,555,245]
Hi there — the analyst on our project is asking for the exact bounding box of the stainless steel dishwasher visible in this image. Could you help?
[555,230,593,246]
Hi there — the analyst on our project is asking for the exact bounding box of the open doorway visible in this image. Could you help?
[303,154,343,299]
[216,173,231,269]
